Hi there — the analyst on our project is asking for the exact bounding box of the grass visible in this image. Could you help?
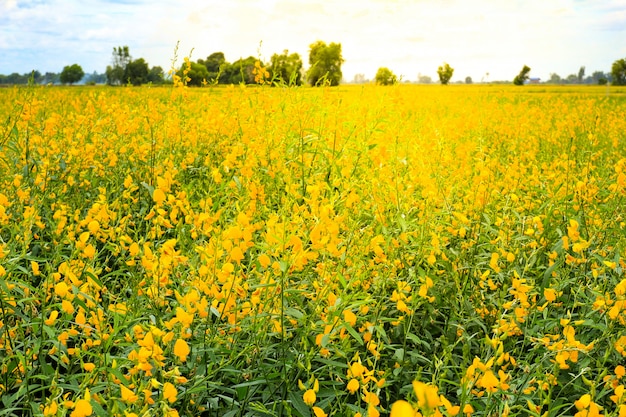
[0,82,625,417]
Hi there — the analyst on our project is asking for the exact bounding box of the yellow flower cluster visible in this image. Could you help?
[1,83,625,416]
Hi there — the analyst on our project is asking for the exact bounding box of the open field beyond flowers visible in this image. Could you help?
[1,83,626,417]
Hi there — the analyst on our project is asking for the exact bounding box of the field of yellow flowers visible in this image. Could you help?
[0,82,625,417]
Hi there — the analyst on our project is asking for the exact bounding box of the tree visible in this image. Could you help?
[437,63,454,85]
[465,76,473,84]
[591,71,606,84]
[0,72,31,85]
[180,62,210,86]
[268,50,303,86]
[353,74,366,84]
[147,66,165,84]
[417,74,432,84]
[611,58,626,86]
[198,52,227,84]
[578,66,585,84]
[548,73,562,84]
[42,72,60,85]
[375,67,397,85]
[106,46,131,85]
[60,64,84,85]
[307,41,344,86]
[591,71,608,85]
[125,58,149,86]
[86,71,106,85]
[228,56,257,84]
[513,65,531,85]
[203,52,226,73]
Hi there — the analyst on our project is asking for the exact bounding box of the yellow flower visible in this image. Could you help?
[258,253,271,268]
[412,381,440,409]
[312,406,327,417]
[350,362,365,378]
[83,363,96,372]
[347,378,360,394]
[362,390,380,407]
[120,384,139,403]
[82,244,96,259]
[55,282,70,298]
[163,382,177,403]
[544,288,558,302]
[343,310,357,327]
[611,385,625,404]
[575,394,591,410]
[43,401,58,416]
[31,261,40,276]
[173,338,190,362]
[129,242,140,257]
[440,394,461,416]
[153,188,166,204]
[62,300,75,315]
[87,220,100,233]
[367,404,380,417]
[303,389,316,406]
[229,246,244,263]
[463,403,474,416]
[70,389,92,417]
[390,400,415,417]
[45,310,59,326]
[478,370,500,393]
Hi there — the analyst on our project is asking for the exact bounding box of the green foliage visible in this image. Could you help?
[591,71,608,85]
[611,58,626,86]
[180,62,210,86]
[513,65,531,86]
[549,73,562,84]
[307,41,344,86]
[578,66,585,83]
[437,62,454,85]
[417,74,433,84]
[59,64,84,85]
[0,72,46,85]
[228,56,258,85]
[125,58,149,86]
[147,66,165,84]
[374,67,397,85]
[198,52,227,84]
[192,54,261,85]
[105,46,162,86]
[106,46,130,85]
[269,50,303,86]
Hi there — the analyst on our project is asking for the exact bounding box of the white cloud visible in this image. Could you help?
[0,0,624,80]
[0,0,17,11]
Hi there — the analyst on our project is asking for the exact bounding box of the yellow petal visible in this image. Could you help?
[390,400,415,417]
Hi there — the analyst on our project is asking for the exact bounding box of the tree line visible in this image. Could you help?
[3,41,626,86]
[174,41,342,87]
[0,41,343,87]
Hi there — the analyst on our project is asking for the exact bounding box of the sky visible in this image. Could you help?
[1,0,625,82]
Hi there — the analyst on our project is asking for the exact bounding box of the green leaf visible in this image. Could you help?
[288,391,312,417]
[542,259,562,289]
[342,322,363,345]
[231,379,268,389]
[140,181,154,196]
